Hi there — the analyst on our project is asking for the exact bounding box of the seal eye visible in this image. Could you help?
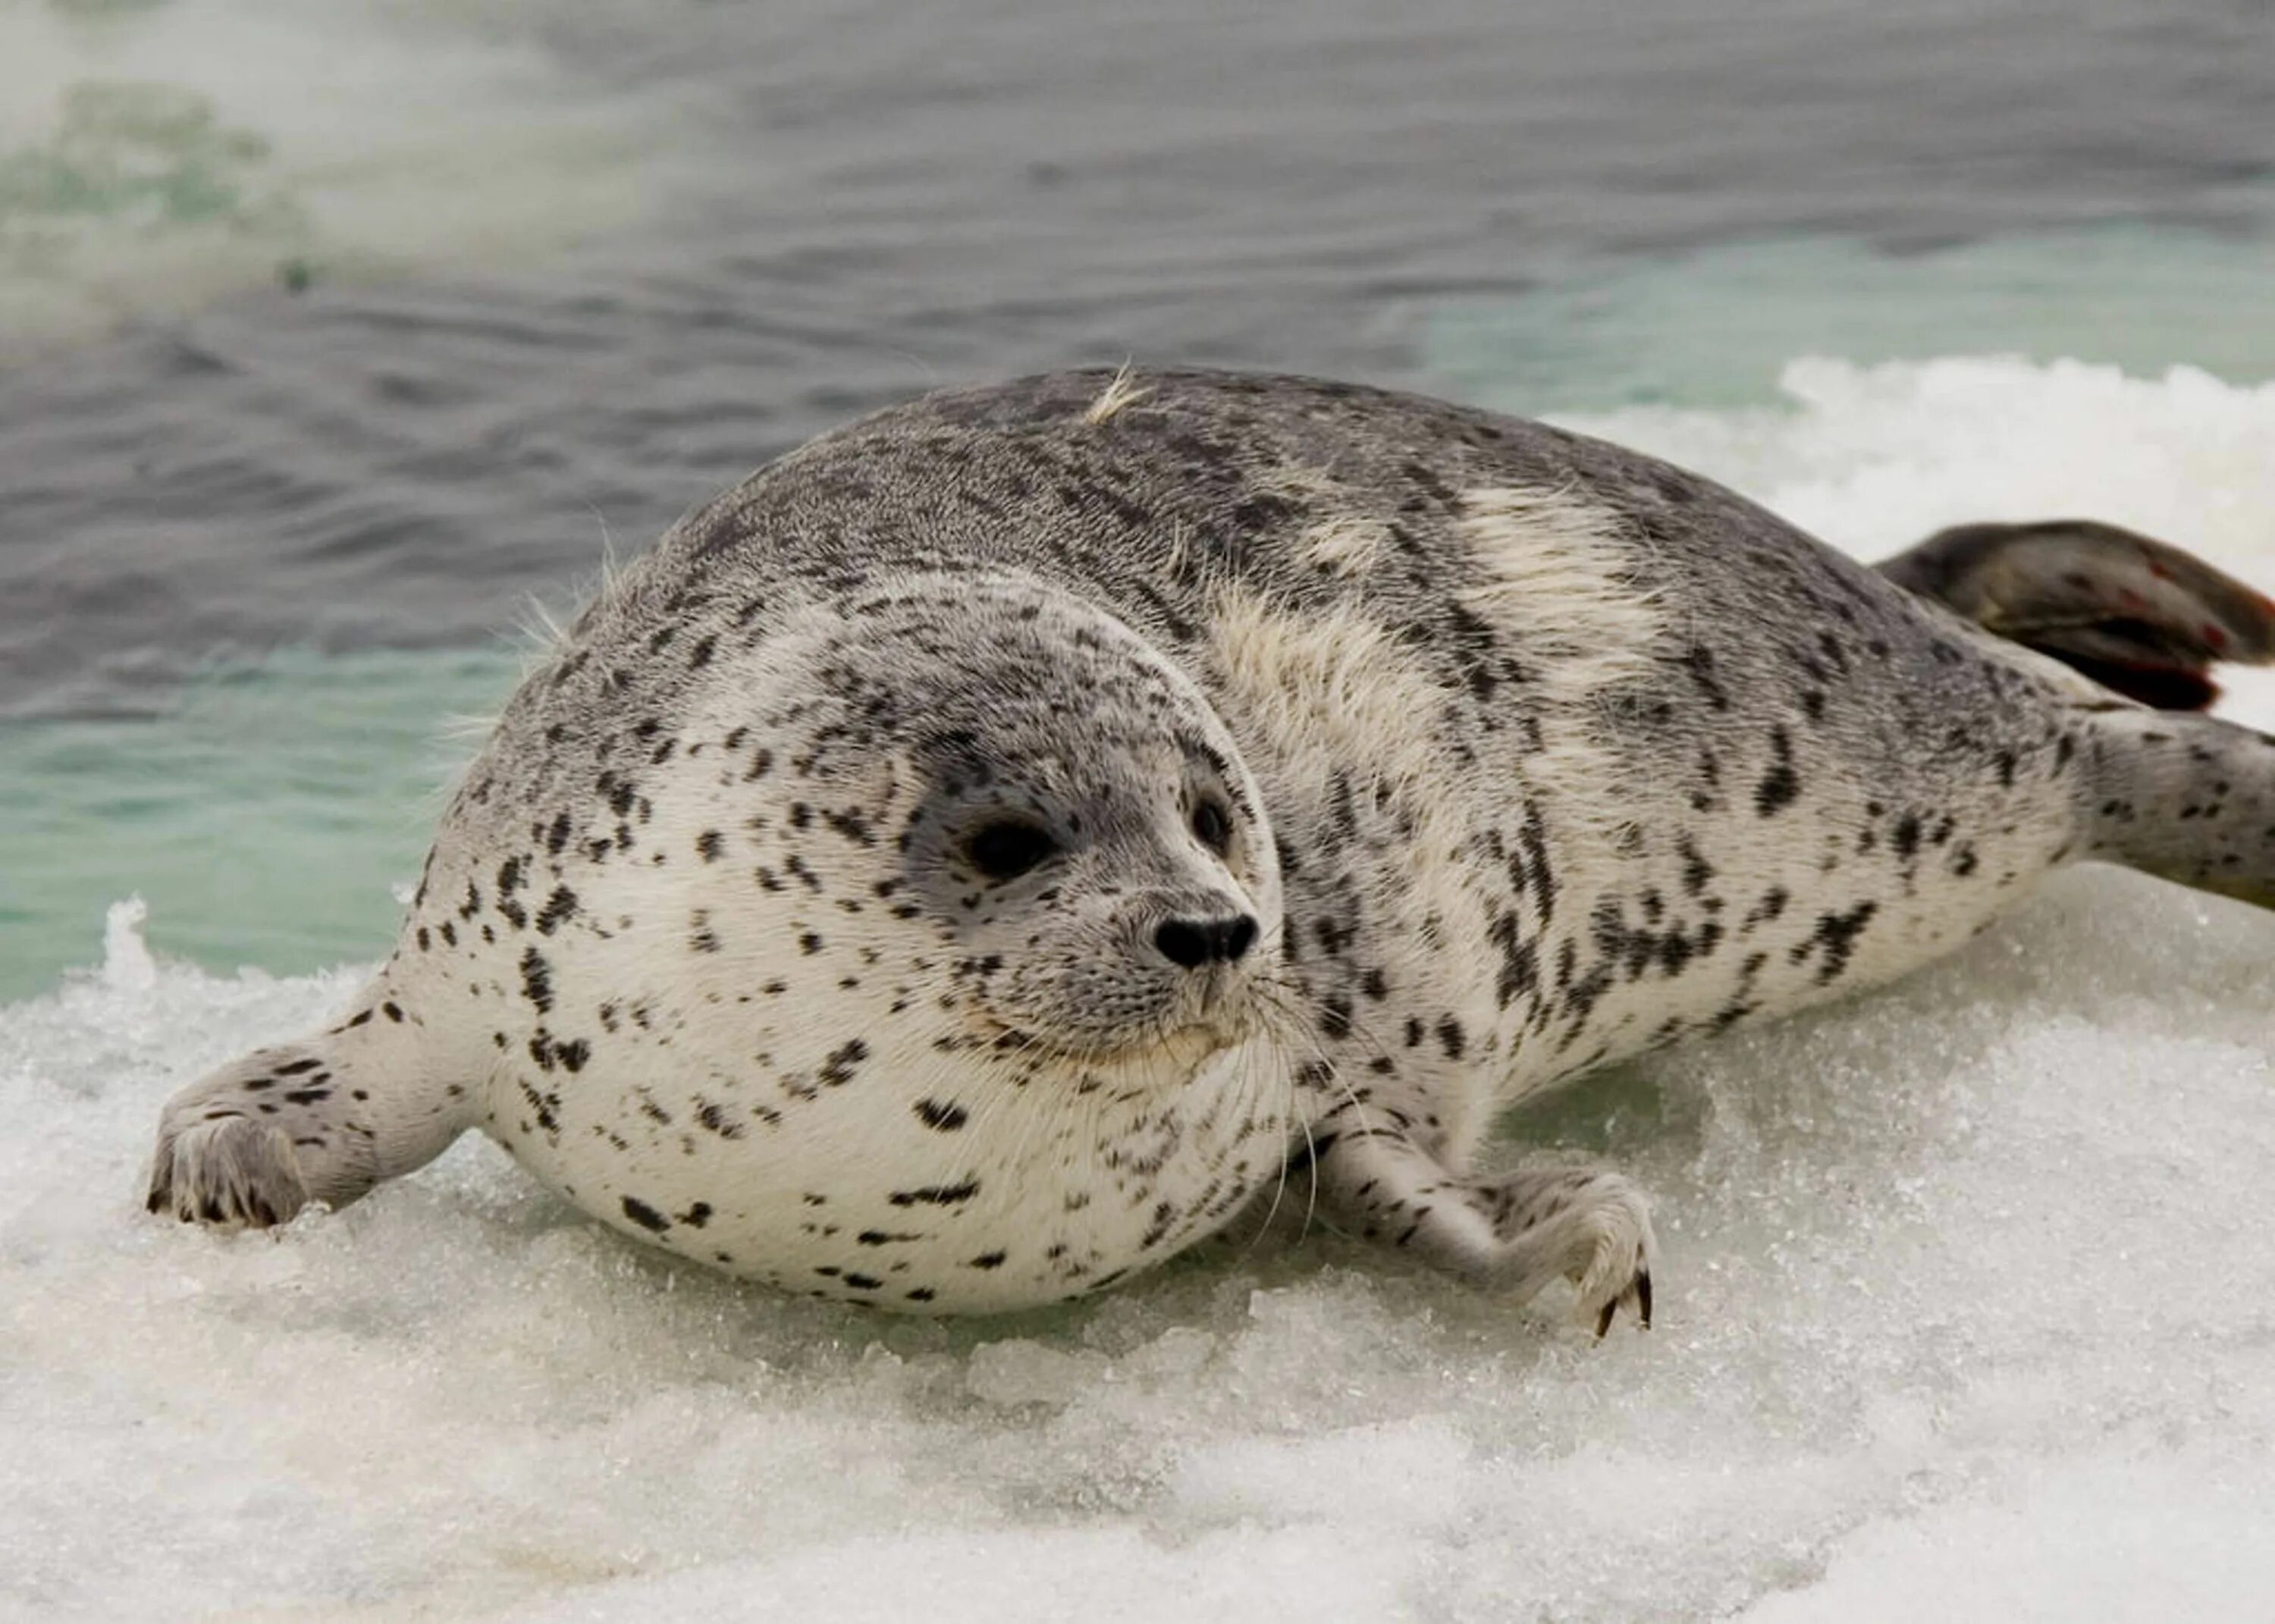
[965,820,1058,882]
[1191,798,1232,855]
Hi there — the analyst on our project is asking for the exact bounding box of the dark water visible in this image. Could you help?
[2,0,2272,991]
[5,0,2271,717]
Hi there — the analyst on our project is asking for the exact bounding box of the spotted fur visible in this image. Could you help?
[147,368,2275,1322]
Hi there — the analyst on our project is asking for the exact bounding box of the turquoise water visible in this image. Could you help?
[0,0,664,352]
[0,646,516,996]
[1422,225,2275,412]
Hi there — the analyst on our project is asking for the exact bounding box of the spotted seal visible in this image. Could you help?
[146,368,2275,1324]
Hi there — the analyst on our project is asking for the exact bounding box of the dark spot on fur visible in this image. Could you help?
[620,1196,670,1232]
[519,946,554,1014]
[819,1038,868,1086]
[1677,836,1714,895]
[1682,645,1731,710]
[696,1102,745,1139]
[1794,900,1880,985]
[890,1180,981,1207]
[535,886,578,935]
[1754,726,1799,817]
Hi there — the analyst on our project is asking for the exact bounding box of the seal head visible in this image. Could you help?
[496,572,1297,1310]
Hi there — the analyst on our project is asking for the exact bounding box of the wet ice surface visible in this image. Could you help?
[5,873,2272,1622]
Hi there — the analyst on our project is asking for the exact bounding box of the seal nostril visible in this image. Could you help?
[1156,915,1257,968]
[1154,920,1210,968]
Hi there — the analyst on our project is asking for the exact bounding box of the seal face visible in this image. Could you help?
[471,574,1297,1309]
[147,367,2275,1324]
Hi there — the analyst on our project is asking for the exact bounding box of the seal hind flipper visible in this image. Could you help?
[148,980,479,1230]
[1879,519,2275,711]
[2078,707,2275,911]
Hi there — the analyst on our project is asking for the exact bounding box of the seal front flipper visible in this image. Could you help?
[146,972,479,1229]
[1306,1121,1657,1332]
[1877,519,2275,710]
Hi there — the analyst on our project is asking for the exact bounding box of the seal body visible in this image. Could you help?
[149,368,2275,1319]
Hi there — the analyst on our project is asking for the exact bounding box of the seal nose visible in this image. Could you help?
[1153,914,1258,969]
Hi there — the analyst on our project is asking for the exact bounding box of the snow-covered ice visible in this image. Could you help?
[8,873,2271,1622]
[5,357,2275,1620]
